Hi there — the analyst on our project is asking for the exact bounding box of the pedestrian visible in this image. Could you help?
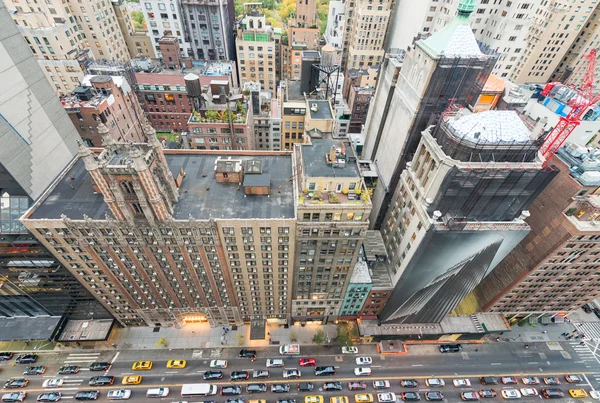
[573,330,578,333]
[475,349,478,352]
[543,330,548,334]
[580,341,585,345]
[576,335,580,339]
[524,344,529,349]
[496,337,500,342]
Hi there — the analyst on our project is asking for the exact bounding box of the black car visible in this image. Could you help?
[4,379,28,389]
[401,392,421,402]
[594,307,600,319]
[89,362,111,371]
[226,399,244,403]
[271,384,290,393]
[401,380,418,388]
[323,382,343,391]
[204,370,223,380]
[439,344,461,353]
[59,365,80,375]
[16,354,38,364]
[541,388,564,399]
[239,349,256,358]
[298,382,314,392]
[74,391,100,401]
[278,400,296,403]
[231,371,249,381]
[0,352,14,361]
[88,376,115,386]
[247,383,267,393]
[36,393,61,402]
[583,304,593,314]
[24,366,46,375]
[479,377,498,385]
[220,386,242,396]
[479,390,497,399]
[314,366,336,376]
[424,392,443,401]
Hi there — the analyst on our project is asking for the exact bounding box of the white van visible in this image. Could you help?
[266,359,284,368]
[146,387,170,398]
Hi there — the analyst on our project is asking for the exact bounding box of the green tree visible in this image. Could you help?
[312,329,327,345]
[289,331,298,343]
[236,333,245,346]
[130,11,146,31]
[335,322,354,346]
[155,337,168,348]
[205,110,218,120]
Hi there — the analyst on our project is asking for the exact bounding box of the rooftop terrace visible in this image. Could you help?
[309,100,333,120]
[30,153,295,221]
[301,135,360,178]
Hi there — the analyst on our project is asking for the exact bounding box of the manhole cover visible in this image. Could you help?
[335,355,343,362]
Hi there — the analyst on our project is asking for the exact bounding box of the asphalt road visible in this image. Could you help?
[1,341,599,403]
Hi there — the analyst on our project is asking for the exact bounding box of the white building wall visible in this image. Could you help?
[141,0,191,57]
[325,1,345,50]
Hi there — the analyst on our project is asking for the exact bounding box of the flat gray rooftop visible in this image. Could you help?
[309,100,333,120]
[57,319,115,342]
[301,136,360,178]
[0,316,62,341]
[31,154,295,221]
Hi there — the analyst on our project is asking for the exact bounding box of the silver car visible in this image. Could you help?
[107,389,132,400]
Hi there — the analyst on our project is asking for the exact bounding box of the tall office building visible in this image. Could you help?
[180,0,235,61]
[4,0,129,96]
[387,0,599,83]
[141,0,191,58]
[362,0,496,229]
[0,2,110,339]
[281,0,320,80]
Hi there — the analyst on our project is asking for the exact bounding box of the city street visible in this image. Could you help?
[1,341,600,402]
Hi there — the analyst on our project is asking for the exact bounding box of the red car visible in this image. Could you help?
[348,382,367,391]
[299,358,316,367]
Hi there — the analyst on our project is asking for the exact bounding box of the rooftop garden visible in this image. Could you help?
[189,101,247,124]
[298,188,370,205]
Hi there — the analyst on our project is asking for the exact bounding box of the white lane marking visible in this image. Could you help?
[65,354,101,357]
[371,366,382,368]
[63,380,84,383]
[47,388,81,391]
[491,363,502,366]
[120,373,134,376]
[411,365,423,367]
[527,362,538,364]
[109,352,120,364]
[165,371,179,374]
[63,360,100,363]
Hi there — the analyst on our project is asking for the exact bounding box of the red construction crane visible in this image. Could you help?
[539,49,600,166]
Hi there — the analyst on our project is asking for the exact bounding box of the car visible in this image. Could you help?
[377,393,395,403]
[354,394,373,403]
[565,374,584,383]
[36,393,61,402]
[594,307,600,319]
[330,397,349,403]
[225,399,244,403]
[146,388,169,398]
[132,361,152,371]
[267,359,285,368]
[16,354,38,364]
[0,352,14,361]
[569,389,588,398]
[24,366,46,375]
[453,379,471,387]
[583,304,593,313]
[58,365,80,375]
[89,362,111,371]
[231,371,249,381]
[479,377,497,385]
[1,393,26,402]
[107,390,132,400]
[279,400,296,403]
[43,379,65,388]
[247,384,267,394]
[283,369,301,379]
[323,382,343,392]
[203,370,223,380]
[4,379,28,389]
[543,377,560,386]
[271,384,291,393]
[355,357,373,365]
[121,376,141,385]
[478,390,497,399]
[424,392,444,401]
[425,379,445,387]
[348,382,367,391]
[400,392,420,402]
[519,388,538,397]
[253,370,270,379]
[88,376,115,386]
[439,344,462,353]
[342,347,359,354]
[354,368,372,376]
[522,377,539,385]
[305,396,324,403]
[298,382,314,392]
[540,388,564,399]
[401,380,418,388]
[210,359,228,368]
[501,389,521,399]
[591,390,600,400]
[221,386,242,396]
[166,360,186,369]
[74,391,100,401]
[239,349,257,358]
[300,358,317,367]
[373,381,390,389]
[315,367,336,376]
[501,376,518,385]
[460,392,479,401]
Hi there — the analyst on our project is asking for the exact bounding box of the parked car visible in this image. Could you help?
[439,344,462,353]
[342,347,358,354]
[583,304,593,314]
[520,388,538,397]
[453,379,471,388]
[479,377,497,385]
[373,381,390,389]
[146,388,169,398]
[501,389,521,399]
[239,349,257,358]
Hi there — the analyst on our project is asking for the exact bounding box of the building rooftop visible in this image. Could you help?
[350,259,372,284]
[309,100,333,120]
[303,50,320,59]
[483,74,505,93]
[301,135,360,178]
[447,110,532,144]
[135,72,229,89]
[30,152,295,221]
[287,81,304,100]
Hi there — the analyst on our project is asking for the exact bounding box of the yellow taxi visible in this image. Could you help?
[132,361,153,370]
[306,396,324,403]
[122,375,142,385]
[354,394,374,403]
[330,397,349,403]
[569,389,588,398]
[166,360,187,369]
[249,400,266,403]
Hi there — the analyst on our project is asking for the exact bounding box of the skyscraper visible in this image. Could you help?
[180,0,235,60]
